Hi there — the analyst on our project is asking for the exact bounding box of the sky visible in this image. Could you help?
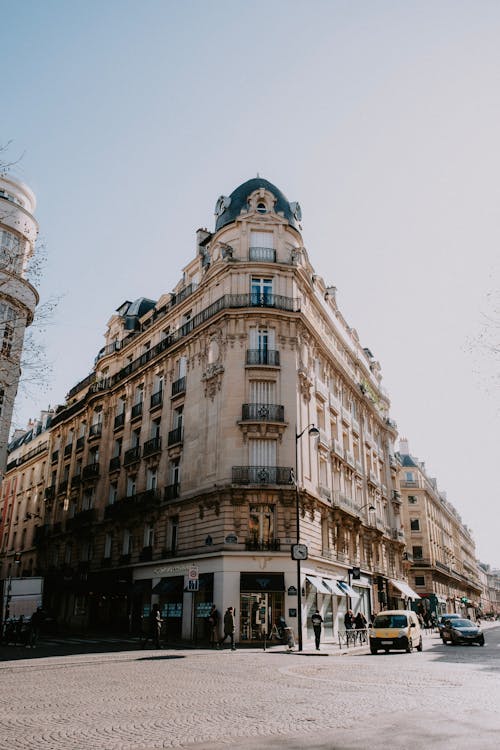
[2,0,499,566]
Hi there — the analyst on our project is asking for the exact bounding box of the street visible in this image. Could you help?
[0,624,499,750]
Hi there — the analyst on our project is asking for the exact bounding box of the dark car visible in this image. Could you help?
[437,613,462,640]
[441,618,484,646]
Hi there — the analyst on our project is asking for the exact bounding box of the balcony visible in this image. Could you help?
[131,402,143,420]
[124,446,141,466]
[109,456,121,472]
[412,558,431,567]
[66,508,97,531]
[245,538,281,551]
[76,436,85,451]
[82,463,100,480]
[104,489,161,520]
[249,246,276,263]
[44,486,55,501]
[88,423,102,439]
[58,479,69,494]
[400,480,419,488]
[171,377,186,397]
[246,349,280,367]
[232,466,293,485]
[51,450,59,464]
[168,427,183,447]
[318,485,332,502]
[64,444,73,457]
[150,390,163,409]
[144,436,162,457]
[241,403,284,422]
[119,554,131,565]
[164,483,180,500]
[114,413,125,430]
[71,475,82,488]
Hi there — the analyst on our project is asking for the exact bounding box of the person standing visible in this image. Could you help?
[207,604,220,648]
[219,606,236,650]
[143,604,163,648]
[311,609,323,650]
[344,609,354,630]
[354,611,368,642]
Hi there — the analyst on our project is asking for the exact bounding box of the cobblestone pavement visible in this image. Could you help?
[0,625,499,750]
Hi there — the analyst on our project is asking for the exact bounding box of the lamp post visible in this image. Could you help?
[292,424,319,651]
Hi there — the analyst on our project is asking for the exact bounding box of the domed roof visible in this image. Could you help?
[214,177,301,232]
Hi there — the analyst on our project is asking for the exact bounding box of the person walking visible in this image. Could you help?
[354,611,368,642]
[311,609,323,650]
[219,606,236,650]
[207,604,220,648]
[143,604,163,648]
[344,609,354,630]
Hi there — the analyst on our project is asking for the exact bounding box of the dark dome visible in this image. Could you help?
[215,178,301,232]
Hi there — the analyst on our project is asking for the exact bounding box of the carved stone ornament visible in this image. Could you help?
[298,368,312,402]
[202,364,225,400]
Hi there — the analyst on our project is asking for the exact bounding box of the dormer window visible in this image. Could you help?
[257,202,267,214]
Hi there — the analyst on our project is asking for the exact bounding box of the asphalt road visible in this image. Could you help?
[0,624,499,750]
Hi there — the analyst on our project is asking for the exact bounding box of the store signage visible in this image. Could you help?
[287,586,298,596]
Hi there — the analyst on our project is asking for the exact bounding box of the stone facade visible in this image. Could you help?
[398,439,482,618]
[1,178,411,643]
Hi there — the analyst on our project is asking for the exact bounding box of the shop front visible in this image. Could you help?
[239,572,285,643]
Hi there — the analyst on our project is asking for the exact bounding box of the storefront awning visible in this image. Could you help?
[306,575,331,594]
[335,580,360,599]
[436,596,447,604]
[240,573,285,592]
[391,579,421,600]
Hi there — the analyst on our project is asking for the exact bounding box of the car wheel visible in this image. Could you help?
[370,646,378,655]
[416,637,423,652]
[406,638,413,653]
[384,649,389,653]
[479,636,485,647]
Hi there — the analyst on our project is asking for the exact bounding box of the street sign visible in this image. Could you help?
[187,579,199,591]
[188,565,199,581]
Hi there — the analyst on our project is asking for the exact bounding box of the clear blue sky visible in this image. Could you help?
[3,0,499,566]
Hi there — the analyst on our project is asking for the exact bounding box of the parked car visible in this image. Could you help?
[369,610,423,654]
[441,618,485,646]
[437,613,462,640]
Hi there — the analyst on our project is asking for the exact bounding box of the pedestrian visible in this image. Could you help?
[207,604,220,648]
[354,611,368,642]
[311,609,323,650]
[28,607,44,648]
[219,606,236,650]
[142,604,163,648]
[344,609,354,630]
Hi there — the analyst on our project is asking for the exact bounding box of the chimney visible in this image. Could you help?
[399,438,410,455]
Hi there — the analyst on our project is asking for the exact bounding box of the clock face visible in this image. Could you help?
[291,543,308,560]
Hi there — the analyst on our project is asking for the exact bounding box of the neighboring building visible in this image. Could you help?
[1,178,411,643]
[482,565,500,617]
[0,412,53,583]
[0,174,39,474]
[398,439,482,618]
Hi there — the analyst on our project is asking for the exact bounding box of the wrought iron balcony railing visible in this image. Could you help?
[168,427,183,446]
[171,376,186,397]
[114,413,125,430]
[109,456,121,472]
[232,466,293,485]
[150,390,163,409]
[245,538,281,551]
[241,403,285,422]
[164,483,180,500]
[131,402,143,420]
[124,446,141,465]
[82,463,100,480]
[245,349,280,366]
[143,436,162,457]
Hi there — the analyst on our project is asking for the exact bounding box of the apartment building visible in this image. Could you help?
[0,175,39,474]
[1,178,413,643]
[398,439,482,618]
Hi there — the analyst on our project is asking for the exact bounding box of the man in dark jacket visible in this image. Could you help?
[219,606,236,650]
[311,609,323,650]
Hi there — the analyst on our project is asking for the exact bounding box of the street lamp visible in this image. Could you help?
[292,423,319,651]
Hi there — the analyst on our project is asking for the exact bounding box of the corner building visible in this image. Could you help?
[21,179,410,643]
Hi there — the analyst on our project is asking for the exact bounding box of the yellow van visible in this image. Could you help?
[369,610,423,654]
